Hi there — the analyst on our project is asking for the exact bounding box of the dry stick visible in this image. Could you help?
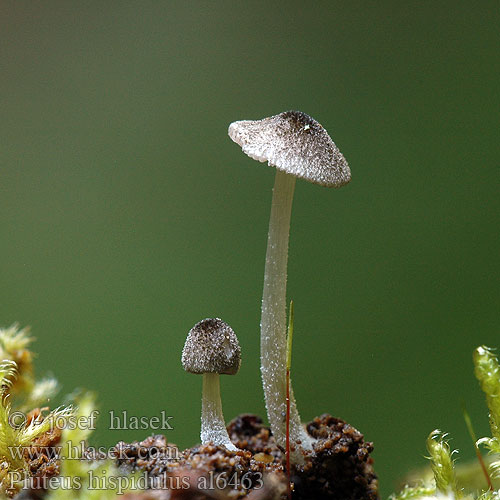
[462,402,493,490]
[286,300,294,500]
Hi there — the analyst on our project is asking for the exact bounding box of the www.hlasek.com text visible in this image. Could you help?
[8,440,182,462]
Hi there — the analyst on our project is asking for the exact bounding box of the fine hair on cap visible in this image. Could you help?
[228,110,351,188]
[182,318,241,376]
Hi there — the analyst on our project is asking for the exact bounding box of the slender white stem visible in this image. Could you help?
[201,373,238,451]
[261,170,314,461]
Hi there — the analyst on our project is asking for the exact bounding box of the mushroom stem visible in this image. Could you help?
[261,169,314,459]
[201,372,238,451]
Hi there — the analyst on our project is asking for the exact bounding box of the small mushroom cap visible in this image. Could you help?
[182,318,241,375]
[228,110,350,188]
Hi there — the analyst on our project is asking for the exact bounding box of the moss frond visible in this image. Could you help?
[48,392,136,499]
[19,377,60,412]
[473,346,500,478]
[0,361,72,493]
[0,402,18,468]
[474,346,500,443]
[61,391,96,459]
[488,460,500,480]
[0,363,20,465]
[391,431,462,500]
[0,398,72,471]
[48,391,98,498]
[389,485,436,500]
[0,361,18,395]
[0,325,34,355]
[0,325,35,395]
[477,491,500,500]
[426,430,460,496]
[17,406,72,448]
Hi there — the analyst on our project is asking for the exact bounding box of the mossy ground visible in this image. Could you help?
[0,324,498,500]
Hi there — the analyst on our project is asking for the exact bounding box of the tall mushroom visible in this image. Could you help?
[228,111,351,459]
[181,318,240,451]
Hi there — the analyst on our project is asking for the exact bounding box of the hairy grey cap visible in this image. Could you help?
[182,318,241,375]
[228,110,350,188]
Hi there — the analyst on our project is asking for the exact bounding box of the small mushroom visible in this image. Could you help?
[181,318,240,451]
[228,111,350,458]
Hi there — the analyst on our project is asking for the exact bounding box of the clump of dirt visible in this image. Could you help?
[113,434,182,481]
[294,414,378,500]
[114,431,285,498]
[227,413,378,500]
[227,414,282,461]
[116,414,378,500]
[13,413,378,500]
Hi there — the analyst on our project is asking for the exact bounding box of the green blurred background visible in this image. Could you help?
[1,1,499,496]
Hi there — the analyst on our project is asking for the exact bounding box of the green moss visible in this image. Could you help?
[474,346,500,471]
[47,392,133,500]
[426,430,460,497]
[391,345,500,500]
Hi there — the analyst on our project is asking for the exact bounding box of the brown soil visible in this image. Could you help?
[112,414,378,500]
[14,413,378,500]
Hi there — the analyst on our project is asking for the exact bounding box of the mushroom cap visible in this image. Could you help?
[181,318,241,375]
[228,110,351,188]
